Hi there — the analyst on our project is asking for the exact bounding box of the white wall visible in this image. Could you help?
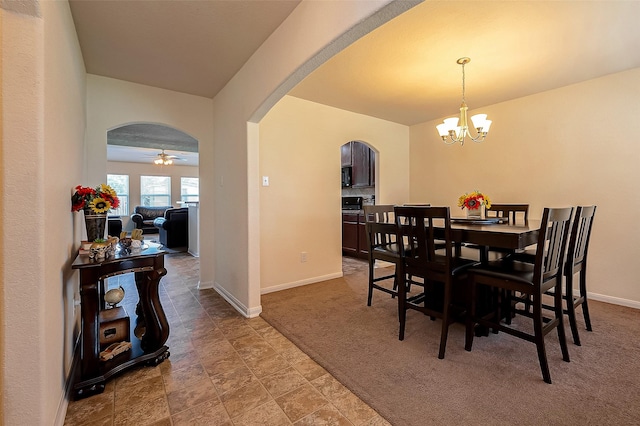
[259,96,409,292]
[210,0,416,316]
[107,161,199,230]
[410,67,640,306]
[1,0,87,423]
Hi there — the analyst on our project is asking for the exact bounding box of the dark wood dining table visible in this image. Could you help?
[449,218,541,252]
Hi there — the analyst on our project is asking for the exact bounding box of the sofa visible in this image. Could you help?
[153,207,188,248]
[131,206,173,234]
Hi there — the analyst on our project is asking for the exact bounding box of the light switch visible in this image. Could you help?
[262,176,269,186]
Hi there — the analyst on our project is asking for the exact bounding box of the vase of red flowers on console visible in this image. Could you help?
[72,184,120,242]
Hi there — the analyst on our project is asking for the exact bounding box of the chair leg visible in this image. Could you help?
[367,261,374,306]
[580,269,593,332]
[398,269,407,341]
[391,266,398,299]
[564,273,581,346]
[465,276,477,352]
[437,283,452,359]
[555,285,571,363]
[532,294,552,384]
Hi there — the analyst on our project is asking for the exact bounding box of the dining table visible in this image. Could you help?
[450,217,540,246]
[448,217,541,262]
[425,216,543,335]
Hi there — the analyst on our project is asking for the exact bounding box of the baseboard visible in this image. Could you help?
[589,292,640,310]
[261,272,344,295]
[197,280,214,290]
[55,335,81,426]
[213,281,262,318]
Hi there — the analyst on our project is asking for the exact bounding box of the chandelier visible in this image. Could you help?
[153,150,173,165]
[436,57,491,145]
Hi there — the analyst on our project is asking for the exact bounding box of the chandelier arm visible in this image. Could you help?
[466,130,488,143]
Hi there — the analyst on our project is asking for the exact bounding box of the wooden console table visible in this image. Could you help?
[71,242,170,399]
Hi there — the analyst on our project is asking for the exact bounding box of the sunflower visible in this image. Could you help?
[88,197,112,213]
[72,184,120,213]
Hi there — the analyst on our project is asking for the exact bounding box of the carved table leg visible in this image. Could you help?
[134,266,169,352]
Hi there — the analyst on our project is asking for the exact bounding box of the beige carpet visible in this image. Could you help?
[261,261,640,426]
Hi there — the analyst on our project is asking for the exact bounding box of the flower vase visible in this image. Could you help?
[84,208,107,242]
[466,205,486,220]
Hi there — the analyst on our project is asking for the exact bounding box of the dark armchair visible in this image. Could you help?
[131,206,173,234]
[153,207,188,248]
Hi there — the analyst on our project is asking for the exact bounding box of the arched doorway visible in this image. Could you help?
[106,123,200,255]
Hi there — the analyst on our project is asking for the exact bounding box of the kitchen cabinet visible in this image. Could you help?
[341,143,352,167]
[342,212,369,259]
[340,141,374,187]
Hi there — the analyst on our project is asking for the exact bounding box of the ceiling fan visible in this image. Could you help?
[150,149,186,165]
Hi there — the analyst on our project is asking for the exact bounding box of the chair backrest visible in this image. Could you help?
[363,205,397,249]
[566,205,597,275]
[532,207,573,286]
[394,206,452,280]
[486,204,529,224]
[363,204,394,224]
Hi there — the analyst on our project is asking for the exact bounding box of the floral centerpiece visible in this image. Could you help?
[458,190,491,219]
[72,184,120,242]
[72,184,120,213]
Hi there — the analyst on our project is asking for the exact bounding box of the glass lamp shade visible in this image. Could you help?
[471,114,492,132]
[436,123,450,137]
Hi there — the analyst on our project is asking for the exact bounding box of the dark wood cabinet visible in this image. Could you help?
[341,141,374,187]
[342,212,368,259]
[341,143,352,167]
[342,213,359,256]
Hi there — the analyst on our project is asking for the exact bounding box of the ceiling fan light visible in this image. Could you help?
[154,158,163,165]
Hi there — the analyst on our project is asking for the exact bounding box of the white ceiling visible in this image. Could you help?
[70,0,640,161]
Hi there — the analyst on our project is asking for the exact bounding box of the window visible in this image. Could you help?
[140,176,171,207]
[106,174,129,216]
[181,177,199,202]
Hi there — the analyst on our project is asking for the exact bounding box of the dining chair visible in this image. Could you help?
[543,205,597,346]
[394,205,478,359]
[485,204,529,224]
[363,205,402,306]
[465,207,573,384]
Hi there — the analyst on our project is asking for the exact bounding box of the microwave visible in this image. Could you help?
[341,166,352,187]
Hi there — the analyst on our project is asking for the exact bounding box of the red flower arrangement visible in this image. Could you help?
[457,190,491,210]
[71,184,120,213]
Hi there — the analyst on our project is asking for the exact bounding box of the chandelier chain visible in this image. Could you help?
[461,61,466,104]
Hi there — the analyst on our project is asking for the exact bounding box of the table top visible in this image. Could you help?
[449,218,541,250]
[72,241,165,269]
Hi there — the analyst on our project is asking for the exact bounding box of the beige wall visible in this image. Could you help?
[86,75,213,284]
[410,67,640,307]
[2,0,87,423]
[259,96,409,292]
[107,161,199,230]
[211,0,414,316]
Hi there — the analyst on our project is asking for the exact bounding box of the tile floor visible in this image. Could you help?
[64,253,388,425]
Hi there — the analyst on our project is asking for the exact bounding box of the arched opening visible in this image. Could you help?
[340,140,377,275]
[106,123,200,255]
